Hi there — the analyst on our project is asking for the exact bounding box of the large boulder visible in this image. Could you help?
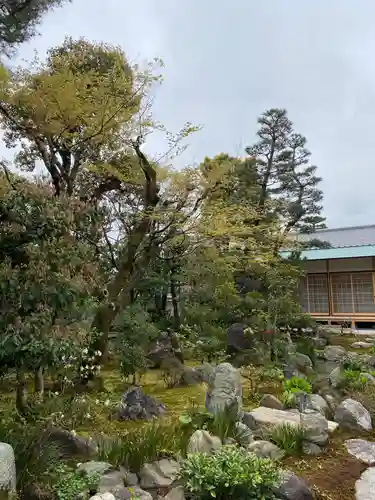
[187,430,222,455]
[147,329,183,369]
[226,323,253,354]
[324,345,347,362]
[0,443,16,496]
[260,394,284,410]
[288,352,313,375]
[273,470,314,500]
[355,468,375,500]
[250,406,338,433]
[309,394,329,416]
[44,427,97,459]
[247,440,285,460]
[117,386,167,421]
[334,398,372,432]
[139,459,180,489]
[329,366,345,388]
[345,439,375,465]
[301,410,329,446]
[205,363,242,416]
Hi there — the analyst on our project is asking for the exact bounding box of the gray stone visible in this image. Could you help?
[365,337,375,343]
[301,411,329,446]
[309,394,329,416]
[352,342,374,349]
[250,406,338,433]
[329,366,345,388]
[313,337,328,348]
[227,322,253,353]
[355,468,375,500]
[178,367,202,386]
[205,363,242,416]
[187,430,221,455]
[335,399,372,432]
[164,486,186,500]
[90,494,116,500]
[361,373,375,384]
[247,440,285,460]
[123,487,153,500]
[273,470,314,500]
[77,461,113,476]
[139,459,180,489]
[117,386,167,421]
[241,411,258,430]
[288,352,313,375]
[235,421,253,445]
[194,363,214,383]
[0,443,16,495]
[260,394,284,410]
[324,345,347,362]
[302,441,322,456]
[345,439,375,465]
[97,471,126,494]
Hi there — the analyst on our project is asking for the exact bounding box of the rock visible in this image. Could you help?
[335,399,372,432]
[187,430,222,455]
[273,470,314,500]
[309,394,329,416]
[301,410,329,446]
[365,337,375,343]
[355,468,375,500]
[139,459,180,489]
[283,365,305,380]
[117,386,167,421]
[178,367,202,386]
[227,322,253,354]
[90,494,116,500]
[77,461,113,476]
[97,471,126,495]
[361,372,375,384]
[345,439,375,465]
[250,406,338,433]
[122,488,153,500]
[241,412,258,431]
[260,394,284,410]
[329,366,345,388]
[324,345,347,362]
[194,363,214,383]
[235,422,253,445]
[352,342,374,349]
[119,467,138,486]
[0,443,16,495]
[205,363,242,416]
[247,440,285,460]
[147,329,183,368]
[164,486,185,500]
[364,355,375,367]
[45,427,97,458]
[302,441,322,456]
[288,352,313,375]
[312,336,328,348]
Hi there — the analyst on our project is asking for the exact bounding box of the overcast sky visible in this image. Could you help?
[8,0,375,228]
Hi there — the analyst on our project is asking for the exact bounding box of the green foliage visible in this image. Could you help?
[96,421,188,472]
[180,445,280,500]
[295,338,316,366]
[0,412,61,495]
[52,464,99,500]
[267,423,306,456]
[343,370,369,391]
[342,356,363,372]
[282,376,312,408]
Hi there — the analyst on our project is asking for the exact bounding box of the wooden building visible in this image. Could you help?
[280,225,375,328]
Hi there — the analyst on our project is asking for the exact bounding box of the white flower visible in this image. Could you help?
[86,413,91,419]
[61,414,64,419]
[82,348,88,355]
[76,461,81,467]
[95,399,100,405]
[54,391,59,396]
[71,430,77,437]
[96,350,102,357]
[104,399,110,407]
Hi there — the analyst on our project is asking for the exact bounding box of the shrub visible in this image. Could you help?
[96,421,188,472]
[179,445,280,500]
[51,464,100,500]
[343,370,368,391]
[267,423,306,456]
[281,376,312,408]
[342,356,363,372]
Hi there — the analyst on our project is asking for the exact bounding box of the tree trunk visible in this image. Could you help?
[16,369,28,415]
[170,274,181,330]
[34,366,44,399]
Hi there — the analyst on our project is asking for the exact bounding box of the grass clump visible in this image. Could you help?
[96,420,188,472]
[267,423,306,456]
[180,445,280,500]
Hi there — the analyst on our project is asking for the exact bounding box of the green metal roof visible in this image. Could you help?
[280,245,375,261]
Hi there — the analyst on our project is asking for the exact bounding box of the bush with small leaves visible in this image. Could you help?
[52,464,100,500]
[179,445,281,500]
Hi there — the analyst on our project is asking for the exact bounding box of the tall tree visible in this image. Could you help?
[245,108,326,243]
[0,0,69,54]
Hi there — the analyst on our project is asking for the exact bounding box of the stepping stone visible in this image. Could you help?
[352,342,374,349]
[346,439,375,465]
[355,467,375,500]
[249,407,338,433]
